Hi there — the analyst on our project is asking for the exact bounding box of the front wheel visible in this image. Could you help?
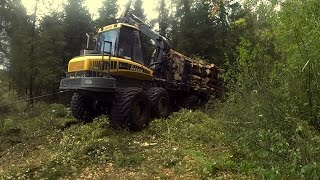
[111,88,151,131]
[70,93,99,122]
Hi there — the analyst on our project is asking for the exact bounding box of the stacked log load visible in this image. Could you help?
[168,49,222,94]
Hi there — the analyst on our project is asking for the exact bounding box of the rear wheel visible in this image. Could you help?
[147,87,170,118]
[111,88,151,131]
[71,93,99,122]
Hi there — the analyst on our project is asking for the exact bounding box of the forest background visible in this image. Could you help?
[0,0,319,179]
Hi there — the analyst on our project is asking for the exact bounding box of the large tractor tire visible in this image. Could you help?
[147,87,170,118]
[111,88,151,131]
[71,93,99,122]
[181,95,199,109]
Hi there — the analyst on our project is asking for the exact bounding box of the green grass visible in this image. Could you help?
[0,101,319,179]
[0,104,241,179]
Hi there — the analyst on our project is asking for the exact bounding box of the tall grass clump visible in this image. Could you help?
[0,99,11,117]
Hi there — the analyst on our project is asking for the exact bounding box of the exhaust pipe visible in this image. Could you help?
[86,33,90,49]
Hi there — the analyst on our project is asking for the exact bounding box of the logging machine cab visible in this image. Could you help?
[95,23,150,66]
[65,22,156,82]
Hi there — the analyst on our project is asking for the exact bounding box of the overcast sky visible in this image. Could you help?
[21,0,159,20]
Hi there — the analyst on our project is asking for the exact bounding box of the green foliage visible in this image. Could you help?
[0,101,10,117]
[96,0,118,28]
[1,99,319,179]
[0,93,11,117]
[0,106,239,179]
[169,0,244,66]
[157,0,169,36]
[217,1,320,178]
[210,95,320,179]
[271,0,320,128]
[63,0,93,64]
[0,76,14,117]
[35,13,66,94]
[0,0,32,95]
[132,0,145,20]
[1,0,93,100]
[58,116,113,165]
[114,150,144,167]
[174,0,195,55]
[50,103,71,118]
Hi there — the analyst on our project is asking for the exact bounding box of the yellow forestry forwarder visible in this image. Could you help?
[60,0,224,131]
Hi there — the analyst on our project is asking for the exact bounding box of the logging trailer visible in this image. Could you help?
[59,0,223,131]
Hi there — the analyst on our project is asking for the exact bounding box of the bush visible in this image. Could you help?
[49,104,70,118]
[57,116,114,164]
[0,94,16,117]
[0,100,10,117]
[209,93,320,179]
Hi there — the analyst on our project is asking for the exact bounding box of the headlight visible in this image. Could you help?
[69,61,85,72]
[84,79,93,85]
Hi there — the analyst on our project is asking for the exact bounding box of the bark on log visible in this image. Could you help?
[168,49,222,92]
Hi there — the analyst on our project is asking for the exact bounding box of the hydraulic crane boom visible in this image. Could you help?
[120,0,171,67]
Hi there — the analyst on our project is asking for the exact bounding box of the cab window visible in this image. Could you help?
[118,27,144,65]
[132,31,143,64]
[96,29,119,55]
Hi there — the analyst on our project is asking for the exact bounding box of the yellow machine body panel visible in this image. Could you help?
[68,56,153,81]
[98,23,137,33]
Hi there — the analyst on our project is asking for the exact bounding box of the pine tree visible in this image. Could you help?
[0,1,9,67]
[167,0,179,48]
[192,0,215,58]
[175,0,195,55]
[132,0,145,20]
[97,0,118,28]
[35,13,66,94]
[0,0,32,95]
[172,0,244,65]
[158,0,169,36]
[63,0,93,67]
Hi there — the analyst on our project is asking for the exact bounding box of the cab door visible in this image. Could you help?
[118,27,144,65]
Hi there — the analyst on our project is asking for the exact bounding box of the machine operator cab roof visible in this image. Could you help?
[98,23,138,32]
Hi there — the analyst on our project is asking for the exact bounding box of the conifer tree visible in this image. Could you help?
[132,0,145,20]
[35,13,66,94]
[158,0,169,36]
[175,0,195,55]
[97,0,118,28]
[0,0,32,95]
[63,0,93,67]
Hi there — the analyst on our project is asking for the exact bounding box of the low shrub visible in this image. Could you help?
[49,103,70,118]
[209,93,320,179]
[0,99,13,117]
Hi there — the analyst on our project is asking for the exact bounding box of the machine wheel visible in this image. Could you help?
[182,95,199,109]
[147,87,170,118]
[111,88,151,131]
[71,93,99,122]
